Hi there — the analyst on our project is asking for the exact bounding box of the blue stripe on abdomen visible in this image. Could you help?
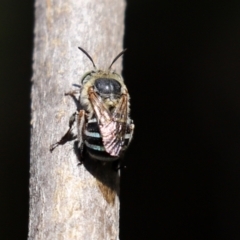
[84,117,131,160]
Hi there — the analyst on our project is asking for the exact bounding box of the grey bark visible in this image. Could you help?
[29,0,126,239]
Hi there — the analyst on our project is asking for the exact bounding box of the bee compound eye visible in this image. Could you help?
[95,78,121,95]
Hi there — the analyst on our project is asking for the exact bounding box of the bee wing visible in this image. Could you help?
[88,88,128,156]
[102,94,128,156]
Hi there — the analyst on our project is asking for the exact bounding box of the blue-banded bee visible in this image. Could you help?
[50,47,134,162]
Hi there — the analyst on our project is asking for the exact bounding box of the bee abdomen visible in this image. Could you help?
[84,118,127,161]
[84,118,103,149]
[83,118,113,161]
[84,129,101,138]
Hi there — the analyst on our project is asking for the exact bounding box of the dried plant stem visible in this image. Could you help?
[29,0,125,239]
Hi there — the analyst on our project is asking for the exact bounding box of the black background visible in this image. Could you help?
[1,1,240,239]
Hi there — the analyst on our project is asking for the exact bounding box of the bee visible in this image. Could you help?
[50,47,134,162]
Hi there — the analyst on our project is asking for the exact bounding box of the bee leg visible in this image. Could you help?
[64,90,79,96]
[112,160,126,171]
[112,160,119,171]
[64,91,81,111]
[73,141,85,165]
[49,112,77,152]
[77,110,86,163]
[128,122,135,144]
[76,142,86,165]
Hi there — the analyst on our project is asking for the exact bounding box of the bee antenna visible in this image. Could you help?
[78,47,96,69]
[108,48,127,70]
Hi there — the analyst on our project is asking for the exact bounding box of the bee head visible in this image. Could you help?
[78,47,127,108]
[94,78,121,99]
[94,78,122,108]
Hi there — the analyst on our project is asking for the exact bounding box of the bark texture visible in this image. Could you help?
[29,0,125,239]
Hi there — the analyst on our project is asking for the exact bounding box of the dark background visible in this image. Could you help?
[1,1,240,239]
